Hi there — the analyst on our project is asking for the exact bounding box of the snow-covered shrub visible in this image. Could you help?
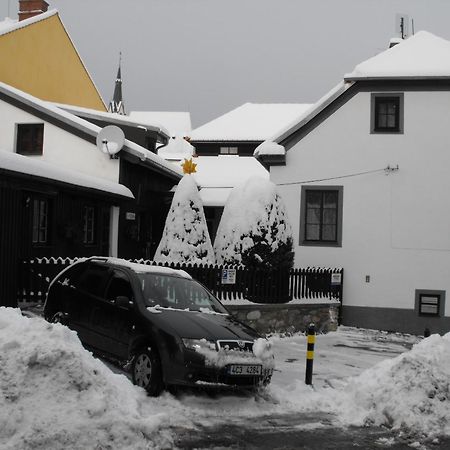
[154,174,215,264]
[214,176,293,269]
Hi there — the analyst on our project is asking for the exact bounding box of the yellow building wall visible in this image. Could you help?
[0,14,106,111]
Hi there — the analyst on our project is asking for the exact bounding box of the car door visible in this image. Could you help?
[92,269,136,360]
[71,263,110,350]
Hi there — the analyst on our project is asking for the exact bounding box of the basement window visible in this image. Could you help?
[16,123,44,156]
[415,289,445,317]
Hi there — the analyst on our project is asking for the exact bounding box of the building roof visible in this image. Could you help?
[0,10,106,111]
[0,9,57,36]
[345,31,450,81]
[129,111,192,137]
[0,150,133,199]
[190,103,313,142]
[53,103,171,142]
[0,81,182,180]
[270,31,450,150]
[129,111,194,161]
[191,156,269,206]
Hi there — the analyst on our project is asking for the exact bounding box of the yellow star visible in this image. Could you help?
[181,158,197,174]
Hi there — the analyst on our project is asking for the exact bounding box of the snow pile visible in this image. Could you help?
[0,308,176,450]
[154,174,215,264]
[214,176,293,268]
[336,333,450,438]
[253,141,285,156]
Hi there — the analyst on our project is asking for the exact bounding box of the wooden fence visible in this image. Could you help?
[17,257,343,305]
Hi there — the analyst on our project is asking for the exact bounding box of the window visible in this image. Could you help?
[220,146,238,155]
[371,93,404,134]
[415,290,445,317]
[300,186,343,247]
[83,206,96,244]
[16,123,44,155]
[32,198,49,244]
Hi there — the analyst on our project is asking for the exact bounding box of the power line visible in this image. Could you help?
[276,165,398,186]
[198,166,398,189]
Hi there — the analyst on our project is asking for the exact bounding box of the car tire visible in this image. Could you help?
[132,347,163,397]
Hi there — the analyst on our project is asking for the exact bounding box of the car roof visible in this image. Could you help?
[87,257,192,279]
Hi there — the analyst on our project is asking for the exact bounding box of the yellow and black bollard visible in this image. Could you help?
[305,323,315,385]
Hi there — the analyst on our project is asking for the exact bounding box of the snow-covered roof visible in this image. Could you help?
[0,150,134,199]
[190,103,313,142]
[191,156,269,207]
[271,31,450,148]
[0,9,58,36]
[0,81,182,179]
[346,31,450,80]
[54,103,171,142]
[129,111,192,137]
[128,111,194,161]
[272,82,352,144]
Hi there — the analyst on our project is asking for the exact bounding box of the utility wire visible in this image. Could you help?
[199,165,398,189]
[276,165,398,186]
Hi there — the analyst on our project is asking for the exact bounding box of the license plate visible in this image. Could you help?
[227,364,262,376]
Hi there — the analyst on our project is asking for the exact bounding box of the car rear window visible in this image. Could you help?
[76,264,110,298]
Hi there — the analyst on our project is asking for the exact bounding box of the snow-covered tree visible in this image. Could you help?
[154,174,215,264]
[214,177,294,269]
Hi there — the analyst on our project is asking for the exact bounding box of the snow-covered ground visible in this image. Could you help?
[1,307,449,450]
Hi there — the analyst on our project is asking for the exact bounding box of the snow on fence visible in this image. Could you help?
[17,258,343,305]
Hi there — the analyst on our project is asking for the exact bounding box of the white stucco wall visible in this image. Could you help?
[0,100,119,182]
[271,89,450,316]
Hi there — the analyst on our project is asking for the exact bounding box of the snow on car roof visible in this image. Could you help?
[105,258,192,279]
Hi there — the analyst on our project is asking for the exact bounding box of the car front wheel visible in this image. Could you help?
[132,347,163,397]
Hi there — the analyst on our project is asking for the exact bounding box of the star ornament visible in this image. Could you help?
[182,158,197,174]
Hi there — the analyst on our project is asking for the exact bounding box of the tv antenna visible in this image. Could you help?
[96,125,125,159]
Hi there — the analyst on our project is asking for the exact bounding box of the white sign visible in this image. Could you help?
[126,212,136,220]
[331,273,342,285]
[221,268,236,285]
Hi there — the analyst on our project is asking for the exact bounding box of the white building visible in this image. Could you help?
[257,31,450,334]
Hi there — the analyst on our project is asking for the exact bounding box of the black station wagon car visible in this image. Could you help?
[44,257,274,395]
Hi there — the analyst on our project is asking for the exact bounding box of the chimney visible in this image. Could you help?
[18,0,49,21]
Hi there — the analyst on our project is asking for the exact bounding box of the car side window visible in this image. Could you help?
[106,270,134,302]
[76,264,110,298]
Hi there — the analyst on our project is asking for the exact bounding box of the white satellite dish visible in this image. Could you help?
[96,125,125,158]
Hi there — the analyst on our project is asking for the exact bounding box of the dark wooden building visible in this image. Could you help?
[0,152,133,306]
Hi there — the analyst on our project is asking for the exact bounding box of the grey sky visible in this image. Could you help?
[2,0,450,126]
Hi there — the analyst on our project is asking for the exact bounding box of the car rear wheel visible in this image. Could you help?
[132,347,163,396]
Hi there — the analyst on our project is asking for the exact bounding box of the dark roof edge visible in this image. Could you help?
[344,75,450,82]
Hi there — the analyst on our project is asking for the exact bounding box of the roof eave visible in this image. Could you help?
[344,75,450,82]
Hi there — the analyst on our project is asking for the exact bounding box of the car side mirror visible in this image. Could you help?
[115,296,132,309]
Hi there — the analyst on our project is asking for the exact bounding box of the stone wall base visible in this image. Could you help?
[227,302,340,335]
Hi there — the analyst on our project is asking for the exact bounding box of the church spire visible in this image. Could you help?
[108,53,125,115]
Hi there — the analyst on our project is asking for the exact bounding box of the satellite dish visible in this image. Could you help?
[96,125,125,157]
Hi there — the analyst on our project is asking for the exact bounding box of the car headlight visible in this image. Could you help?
[182,338,217,352]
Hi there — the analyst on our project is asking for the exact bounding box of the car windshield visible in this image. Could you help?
[138,273,228,314]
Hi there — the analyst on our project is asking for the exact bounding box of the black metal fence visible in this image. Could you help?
[17,257,343,305]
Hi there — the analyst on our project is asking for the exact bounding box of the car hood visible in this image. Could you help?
[145,308,259,341]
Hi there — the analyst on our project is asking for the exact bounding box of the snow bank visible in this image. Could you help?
[337,333,450,437]
[0,308,177,450]
[270,332,450,440]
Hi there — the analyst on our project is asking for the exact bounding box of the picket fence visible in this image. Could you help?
[17,257,343,305]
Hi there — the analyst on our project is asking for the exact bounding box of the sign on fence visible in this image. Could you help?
[221,268,236,285]
[331,273,342,285]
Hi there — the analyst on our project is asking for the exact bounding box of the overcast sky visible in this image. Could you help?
[3,0,450,126]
